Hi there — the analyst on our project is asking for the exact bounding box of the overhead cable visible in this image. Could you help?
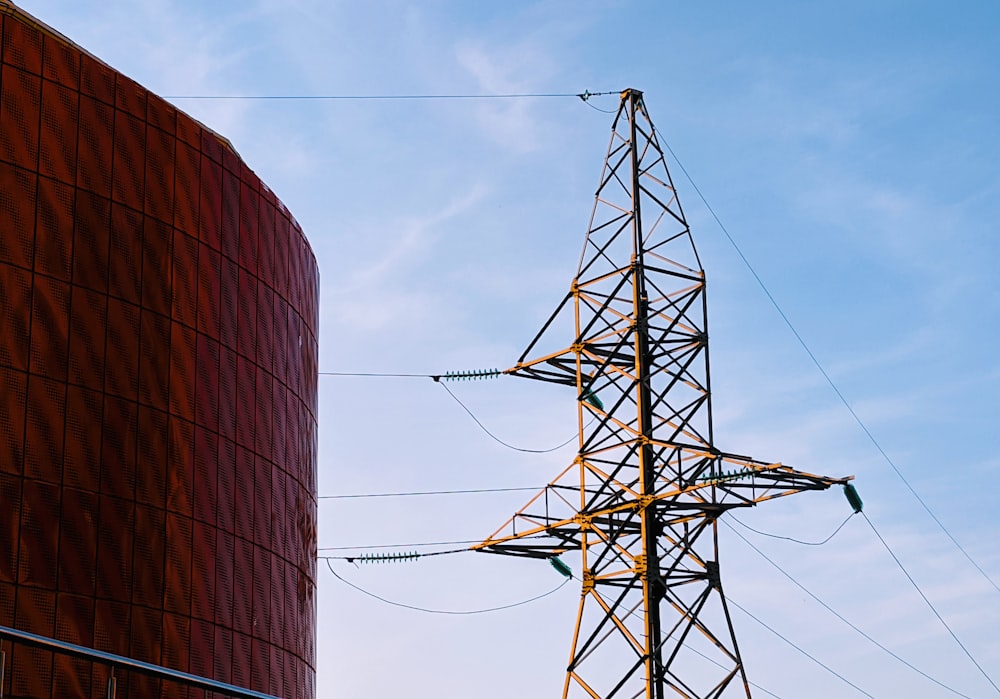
[319,539,483,552]
[611,594,786,699]
[694,652,784,699]
[862,512,1000,694]
[437,381,580,453]
[658,135,1000,597]
[728,512,857,546]
[581,100,617,114]
[318,369,583,453]
[319,486,539,500]
[163,90,620,101]
[324,559,570,615]
[724,520,973,697]
[727,596,875,698]
[318,371,436,378]
[318,533,550,553]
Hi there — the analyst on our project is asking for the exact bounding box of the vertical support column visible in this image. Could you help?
[625,88,665,699]
[712,520,753,697]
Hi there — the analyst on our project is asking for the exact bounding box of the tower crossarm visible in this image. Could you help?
[503,351,578,387]
[695,453,852,508]
[474,456,851,559]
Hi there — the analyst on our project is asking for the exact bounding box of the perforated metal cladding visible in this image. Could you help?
[0,7,319,698]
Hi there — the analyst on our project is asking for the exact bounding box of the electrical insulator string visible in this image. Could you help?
[319,547,470,563]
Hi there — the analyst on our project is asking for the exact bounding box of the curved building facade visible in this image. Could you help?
[0,3,319,697]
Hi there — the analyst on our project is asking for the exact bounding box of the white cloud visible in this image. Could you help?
[327,183,488,295]
[454,39,559,153]
[321,183,488,338]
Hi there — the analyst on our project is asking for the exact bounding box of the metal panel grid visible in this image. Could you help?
[0,5,319,697]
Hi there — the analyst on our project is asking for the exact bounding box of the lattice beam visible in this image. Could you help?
[475,89,851,698]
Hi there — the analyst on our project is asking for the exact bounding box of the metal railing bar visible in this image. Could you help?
[0,624,280,699]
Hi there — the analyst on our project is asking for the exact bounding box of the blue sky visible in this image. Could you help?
[18,1,1000,697]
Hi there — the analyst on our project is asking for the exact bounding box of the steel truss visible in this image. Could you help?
[475,89,851,698]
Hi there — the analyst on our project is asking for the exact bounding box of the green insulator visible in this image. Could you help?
[583,390,604,411]
[843,483,863,513]
[356,551,420,564]
[549,556,573,579]
[442,368,501,382]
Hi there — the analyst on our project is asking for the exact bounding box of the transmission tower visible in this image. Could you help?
[474,89,853,698]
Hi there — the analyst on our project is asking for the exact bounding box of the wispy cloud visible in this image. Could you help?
[454,39,558,153]
[323,183,488,333]
[328,183,488,294]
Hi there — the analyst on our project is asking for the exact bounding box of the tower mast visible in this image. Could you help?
[476,89,851,698]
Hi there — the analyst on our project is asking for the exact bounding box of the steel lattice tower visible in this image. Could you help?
[475,89,852,698]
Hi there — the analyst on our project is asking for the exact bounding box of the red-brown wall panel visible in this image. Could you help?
[0,5,318,697]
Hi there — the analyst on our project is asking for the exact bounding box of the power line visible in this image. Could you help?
[613,597,786,699]
[318,370,435,378]
[658,135,1000,597]
[728,512,857,546]
[319,486,539,500]
[727,596,875,698]
[324,559,571,615]
[318,370,583,453]
[163,90,620,101]
[319,539,483,552]
[318,533,551,553]
[862,512,1000,695]
[319,503,981,693]
[318,511,971,692]
[598,592,781,699]
[437,381,580,453]
[581,99,617,114]
[724,519,974,697]
[691,650,785,699]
